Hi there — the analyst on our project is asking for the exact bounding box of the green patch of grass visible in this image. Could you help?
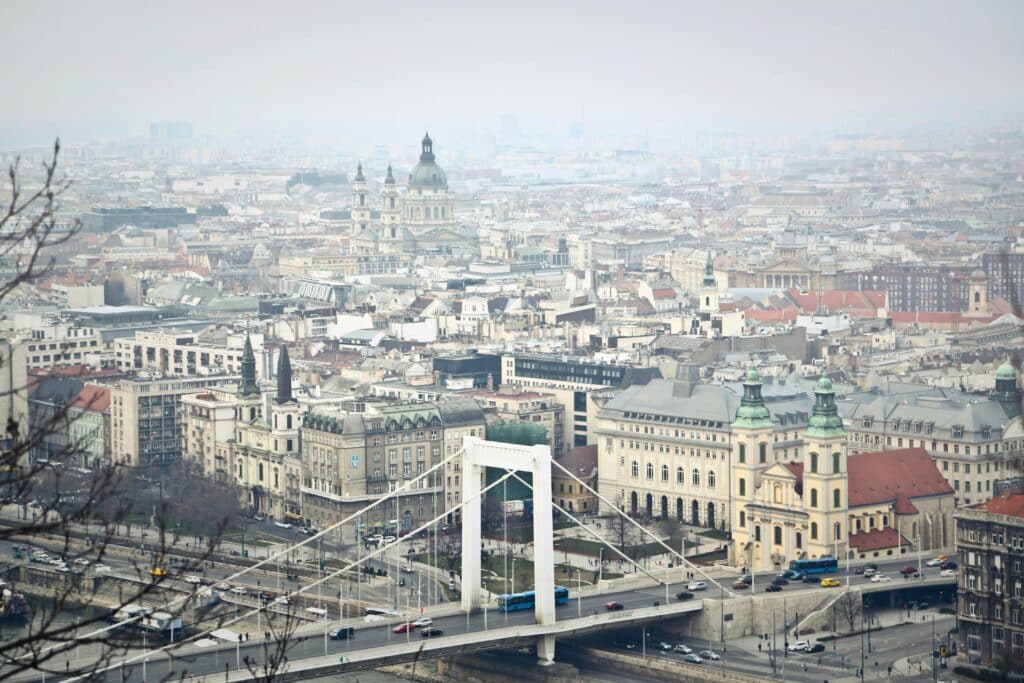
[689,548,727,565]
[698,528,730,541]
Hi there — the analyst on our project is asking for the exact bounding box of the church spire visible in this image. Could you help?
[275,344,294,404]
[702,251,716,287]
[354,162,365,182]
[804,376,845,439]
[732,364,772,429]
[240,333,259,397]
[385,163,395,185]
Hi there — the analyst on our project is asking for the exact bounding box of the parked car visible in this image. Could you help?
[676,590,695,601]
[765,584,782,592]
[870,574,892,583]
[820,578,841,588]
[788,640,810,652]
[605,601,624,611]
[940,569,956,578]
[392,622,415,633]
[329,627,354,640]
[673,644,693,654]
[699,650,721,660]
[806,643,826,653]
[687,580,708,591]
[899,566,919,577]
[421,627,444,638]
[683,653,704,664]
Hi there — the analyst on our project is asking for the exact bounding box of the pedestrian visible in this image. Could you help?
[758,643,762,653]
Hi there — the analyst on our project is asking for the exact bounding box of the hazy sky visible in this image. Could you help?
[3,0,1022,145]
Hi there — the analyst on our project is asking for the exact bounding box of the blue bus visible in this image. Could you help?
[790,557,839,575]
[496,586,570,612]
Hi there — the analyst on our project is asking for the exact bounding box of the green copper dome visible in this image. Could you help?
[733,365,773,430]
[805,375,845,439]
[409,132,448,190]
[996,362,1016,381]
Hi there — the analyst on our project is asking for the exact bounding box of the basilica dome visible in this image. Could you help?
[408,132,448,190]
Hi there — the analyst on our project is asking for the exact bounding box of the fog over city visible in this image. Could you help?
[0,2,1023,683]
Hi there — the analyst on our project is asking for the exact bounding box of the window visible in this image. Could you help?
[661,464,669,482]
[755,526,761,542]
[692,469,700,487]
[631,460,638,478]
[739,478,746,496]
[759,443,767,463]
[708,471,716,489]
[738,443,746,463]
[811,522,818,540]
[646,463,654,480]
[739,511,746,527]
[796,532,802,548]
[810,488,818,508]
[833,488,841,508]
[676,467,683,484]
[774,526,783,545]
[810,452,818,473]
[832,452,841,473]
[834,522,842,540]
[774,484,783,504]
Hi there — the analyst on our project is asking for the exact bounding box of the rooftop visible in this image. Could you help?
[970,492,1024,519]
[848,448,954,508]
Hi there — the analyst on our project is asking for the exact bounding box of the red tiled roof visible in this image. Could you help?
[786,289,886,317]
[744,308,799,323]
[971,492,1024,519]
[848,448,953,508]
[69,385,111,412]
[848,527,910,553]
[652,288,676,300]
[893,493,918,515]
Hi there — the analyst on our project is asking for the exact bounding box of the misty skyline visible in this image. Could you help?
[3,0,1023,147]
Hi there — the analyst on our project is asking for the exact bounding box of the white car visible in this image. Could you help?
[412,617,433,628]
[274,522,292,529]
[183,575,202,585]
[72,558,90,566]
[925,558,943,567]
[93,564,112,574]
[870,574,892,583]
[788,640,809,652]
[54,563,70,573]
[673,644,693,654]
[687,580,708,591]
[940,569,956,577]
[383,535,397,543]
[229,586,248,595]
[272,596,292,605]
[699,650,721,661]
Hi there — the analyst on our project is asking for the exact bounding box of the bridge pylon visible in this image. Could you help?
[461,437,557,664]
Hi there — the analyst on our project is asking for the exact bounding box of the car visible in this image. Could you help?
[253,514,265,522]
[392,622,415,633]
[772,577,789,586]
[149,567,166,577]
[925,558,943,567]
[899,566,919,577]
[802,574,819,583]
[412,617,433,628]
[863,567,877,577]
[687,580,708,591]
[732,581,750,590]
[421,627,444,638]
[29,554,48,564]
[676,590,695,600]
[854,566,866,575]
[765,584,782,592]
[329,627,354,640]
[820,578,841,588]
[257,591,274,601]
[782,570,802,580]
[54,563,69,573]
[72,558,90,566]
[683,653,703,664]
[673,644,693,654]
[940,569,956,578]
[699,650,721,660]
[93,564,112,574]
[940,560,957,570]
[183,575,202,585]
[657,641,673,651]
[272,596,292,605]
[788,640,810,652]
[915,601,931,610]
[383,535,397,543]
[870,574,892,583]
[738,574,752,585]
[229,586,248,595]
[605,601,624,611]
[806,643,826,654]
[274,522,292,529]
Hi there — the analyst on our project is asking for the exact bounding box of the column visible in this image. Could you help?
[460,461,482,612]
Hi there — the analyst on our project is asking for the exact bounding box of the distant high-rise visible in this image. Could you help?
[150,120,194,141]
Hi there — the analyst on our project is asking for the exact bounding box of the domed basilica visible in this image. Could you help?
[349,133,472,256]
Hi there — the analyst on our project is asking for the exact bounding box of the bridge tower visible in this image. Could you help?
[461,436,557,664]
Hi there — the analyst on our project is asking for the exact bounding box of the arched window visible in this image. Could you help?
[738,478,746,496]
[707,502,715,528]
[390,197,395,209]
[676,498,683,521]
[661,464,669,482]
[738,443,746,463]
[832,452,841,473]
[974,291,980,303]
[646,462,654,480]
[834,522,842,540]
[631,461,638,478]
[630,491,638,514]
[286,414,292,430]
[882,514,889,527]
[759,443,767,463]
[774,484,783,504]
[833,488,841,508]
[810,452,819,473]
[676,467,684,484]
[774,526,783,545]
[811,522,819,540]
[708,471,716,489]
[810,488,819,508]
[692,468,700,487]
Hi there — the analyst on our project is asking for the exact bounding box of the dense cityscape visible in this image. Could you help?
[1,2,1023,683]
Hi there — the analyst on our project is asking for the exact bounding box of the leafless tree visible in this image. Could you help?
[242,601,301,683]
[834,591,862,633]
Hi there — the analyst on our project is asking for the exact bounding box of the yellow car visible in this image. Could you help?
[820,578,840,587]
[149,567,166,577]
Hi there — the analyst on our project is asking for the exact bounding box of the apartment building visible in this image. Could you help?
[467,386,564,457]
[113,329,266,379]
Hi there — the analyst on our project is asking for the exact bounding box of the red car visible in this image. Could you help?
[605,601,624,611]
[392,622,416,633]
[899,566,919,577]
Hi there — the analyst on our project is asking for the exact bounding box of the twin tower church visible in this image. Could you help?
[346,133,476,256]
